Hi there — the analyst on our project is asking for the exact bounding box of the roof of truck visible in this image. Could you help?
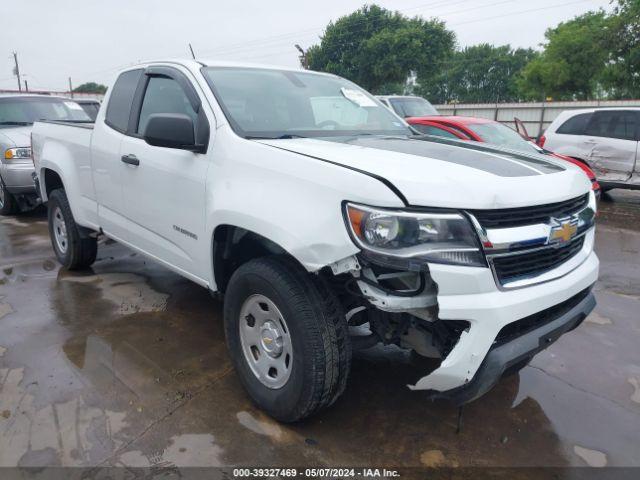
[122,58,333,77]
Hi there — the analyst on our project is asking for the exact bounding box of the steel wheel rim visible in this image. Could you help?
[52,207,68,254]
[239,294,293,389]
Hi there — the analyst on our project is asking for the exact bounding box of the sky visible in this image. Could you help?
[1,0,614,92]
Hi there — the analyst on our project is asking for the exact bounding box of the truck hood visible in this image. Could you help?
[0,126,32,148]
[257,136,591,209]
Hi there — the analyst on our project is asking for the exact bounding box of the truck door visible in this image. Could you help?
[118,66,211,283]
[92,68,144,240]
[583,110,639,182]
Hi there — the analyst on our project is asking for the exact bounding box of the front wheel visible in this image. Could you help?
[224,256,351,422]
[0,177,18,215]
[48,189,97,270]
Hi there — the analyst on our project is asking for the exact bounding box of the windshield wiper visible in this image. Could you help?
[246,134,307,140]
[0,121,32,126]
[275,134,306,139]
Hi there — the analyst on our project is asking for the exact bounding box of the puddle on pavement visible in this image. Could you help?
[1,200,640,468]
[60,272,169,315]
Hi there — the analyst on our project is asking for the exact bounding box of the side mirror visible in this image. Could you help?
[143,113,203,152]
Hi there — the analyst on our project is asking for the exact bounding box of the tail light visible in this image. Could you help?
[537,135,546,148]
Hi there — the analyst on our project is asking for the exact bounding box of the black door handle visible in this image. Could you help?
[121,154,139,166]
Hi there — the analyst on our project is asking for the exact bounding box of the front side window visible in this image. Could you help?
[389,97,438,118]
[105,69,143,132]
[201,67,411,139]
[556,112,593,135]
[584,111,638,141]
[137,76,197,134]
[0,97,90,126]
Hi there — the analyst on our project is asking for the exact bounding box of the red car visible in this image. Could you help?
[407,116,601,195]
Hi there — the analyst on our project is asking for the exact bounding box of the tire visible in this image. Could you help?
[47,189,97,270]
[0,176,18,216]
[224,256,351,422]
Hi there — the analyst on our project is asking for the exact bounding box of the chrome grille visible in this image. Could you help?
[471,194,589,229]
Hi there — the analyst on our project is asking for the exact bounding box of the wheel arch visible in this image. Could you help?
[211,224,301,293]
[40,167,64,202]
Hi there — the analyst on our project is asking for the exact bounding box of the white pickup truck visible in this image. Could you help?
[32,60,599,422]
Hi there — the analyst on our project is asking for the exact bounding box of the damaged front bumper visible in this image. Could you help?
[407,242,599,401]
[425,286,595,404]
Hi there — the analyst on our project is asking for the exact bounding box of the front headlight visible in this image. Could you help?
[4,147,32,160]
[344,203,485,269]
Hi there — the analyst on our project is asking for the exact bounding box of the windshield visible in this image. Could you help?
[466,122,538,154]
[389,97,438,118]
[0,97,91,126]
[202,67,411,139]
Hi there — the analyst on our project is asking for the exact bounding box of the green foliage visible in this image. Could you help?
[306,5,455,93]
[418,44,538,104]
[307,1,639,103]
[602,0,640,98]
[517,12,613,100]
[73,82,107,94]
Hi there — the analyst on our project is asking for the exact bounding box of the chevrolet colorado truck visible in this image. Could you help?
[31,60,599,422]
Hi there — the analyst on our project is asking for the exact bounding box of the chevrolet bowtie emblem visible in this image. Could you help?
[549,220,578,244]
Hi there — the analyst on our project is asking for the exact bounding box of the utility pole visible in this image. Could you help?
[24,80,29,92]
[68,77,74,98]
[188,43,196,60]
[12,52,22,92]
[295,44,308,69]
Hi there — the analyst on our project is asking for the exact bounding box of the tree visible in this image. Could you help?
[73,82,107,94]
[517,12,613,100]
[602,0,640,98]
[418,44,538,104]
[306,5,455,93]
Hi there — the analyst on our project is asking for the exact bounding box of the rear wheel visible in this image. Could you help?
[0,177,18,215]
[224,256,351,422]
[48,189,97,270]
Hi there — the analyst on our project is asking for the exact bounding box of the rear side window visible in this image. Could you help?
[584,111,638,141]
[105,69,143,132]
[556,112,593,135]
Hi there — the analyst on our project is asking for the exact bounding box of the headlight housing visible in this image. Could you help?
[4,147,32,160]
[344,203,485,269]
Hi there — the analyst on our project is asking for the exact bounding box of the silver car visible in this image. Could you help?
[0,94,91,214]
[542,108,640,191]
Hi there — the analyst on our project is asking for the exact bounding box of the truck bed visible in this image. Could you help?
[31,119,98,229]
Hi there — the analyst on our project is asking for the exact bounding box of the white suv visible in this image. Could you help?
[542,108,640,191]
